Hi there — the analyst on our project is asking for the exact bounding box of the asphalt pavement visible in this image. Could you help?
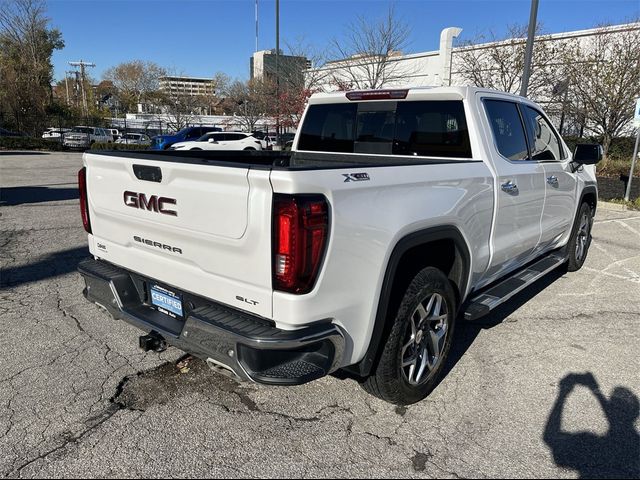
[1,151,639,478]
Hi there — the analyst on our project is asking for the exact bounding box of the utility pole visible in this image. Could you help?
[520,0,539,97]
[625,100,640,201]
[275,0,280,149]
[69,60,96,117]
[255,0,259,52]
[64,71,73,105]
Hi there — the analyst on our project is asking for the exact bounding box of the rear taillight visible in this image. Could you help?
[78,167,91,233]
[272,194,329,294]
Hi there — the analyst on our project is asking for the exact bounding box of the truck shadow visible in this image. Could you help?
[1,245,89,288]
[441,268,566,380]
[0,185,79,206]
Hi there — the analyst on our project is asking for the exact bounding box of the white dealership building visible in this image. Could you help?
[309,22,639,92]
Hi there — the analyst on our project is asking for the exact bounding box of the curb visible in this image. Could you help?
[597,200,639,212]
[598,200,628,211]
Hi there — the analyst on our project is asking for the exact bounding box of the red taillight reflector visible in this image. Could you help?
[346,89,408,101]
[78,167,91,233]
[272,194,329,294]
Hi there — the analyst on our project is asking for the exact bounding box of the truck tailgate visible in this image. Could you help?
[84,152,274,319]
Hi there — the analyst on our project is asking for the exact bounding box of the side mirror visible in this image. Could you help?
[208,138,217,143]
[573,143,603,165]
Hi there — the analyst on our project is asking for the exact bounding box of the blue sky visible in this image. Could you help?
[47,0,639,83]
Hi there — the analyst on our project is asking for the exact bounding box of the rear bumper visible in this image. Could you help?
[78,258,344,385]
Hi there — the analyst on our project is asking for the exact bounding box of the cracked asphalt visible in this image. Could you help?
[1,151,639,478]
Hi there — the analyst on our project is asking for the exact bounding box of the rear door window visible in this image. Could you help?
[484,99,529,161]
[227,133,246,141]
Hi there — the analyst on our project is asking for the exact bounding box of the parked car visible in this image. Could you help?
[108,129,121,141]
[77,86,600,405]
[0,127,24,137]
[115,133,151,146]
[170,131,263,151]
[42,128,71,142]
[63,126,113,149]
[149,126,221,150]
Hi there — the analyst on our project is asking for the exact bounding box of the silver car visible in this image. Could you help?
[115,133,152,146]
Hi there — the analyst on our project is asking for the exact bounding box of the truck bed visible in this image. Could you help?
[93,149,480,170]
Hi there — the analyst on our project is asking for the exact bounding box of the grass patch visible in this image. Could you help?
[606,197,640,210]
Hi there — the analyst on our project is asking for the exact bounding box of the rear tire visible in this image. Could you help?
[566,202,594,272]
[361,267,456,405]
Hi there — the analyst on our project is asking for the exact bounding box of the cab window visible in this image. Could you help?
[521,106,564,161]
[484,99,529,161]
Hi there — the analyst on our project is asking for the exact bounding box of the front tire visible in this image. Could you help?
[566,202,594,272]
[361,267,457,405]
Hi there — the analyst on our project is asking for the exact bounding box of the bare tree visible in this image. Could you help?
[275,37,329,128]
[561,23,640,154]
[103,60,165,113]
[284,36,327,92]
[453,24,566,100]
[224,78,275,132]
[327,5,413,90]
[0,0,63,134]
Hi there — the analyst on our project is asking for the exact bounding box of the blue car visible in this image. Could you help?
[150,126,221,150]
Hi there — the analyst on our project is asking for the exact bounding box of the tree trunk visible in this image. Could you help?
[602,133,612,158]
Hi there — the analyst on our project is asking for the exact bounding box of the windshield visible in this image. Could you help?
[72,127,93,134]
[174,128,192,137]
[125,134,140,139]
[196,133,216,141]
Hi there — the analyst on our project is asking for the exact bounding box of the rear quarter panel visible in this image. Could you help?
[270,161,494,365]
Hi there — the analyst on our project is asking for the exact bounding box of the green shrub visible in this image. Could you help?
[0,136,66,151]
[597,158,637,178]
[563,135,638,177]
[89,142,150,151]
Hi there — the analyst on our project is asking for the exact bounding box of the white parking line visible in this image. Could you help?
[595,215,640,225]
[584,266,640,284]
[615,220,640,237]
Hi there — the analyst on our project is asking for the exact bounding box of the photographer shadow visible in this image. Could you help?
[544,372,640,479]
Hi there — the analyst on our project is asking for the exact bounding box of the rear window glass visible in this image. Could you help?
[297,103,356,153]
[394,101,471,158]
[297,100,472,158]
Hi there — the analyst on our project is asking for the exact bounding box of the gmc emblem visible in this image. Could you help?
[124,191,177,216]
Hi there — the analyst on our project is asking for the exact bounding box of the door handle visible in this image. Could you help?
[501,181,518,194]
[547,175,559,186]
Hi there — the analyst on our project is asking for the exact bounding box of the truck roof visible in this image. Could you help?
[308,86,526,105]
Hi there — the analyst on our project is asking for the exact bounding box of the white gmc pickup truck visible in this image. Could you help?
[77,86,601,405]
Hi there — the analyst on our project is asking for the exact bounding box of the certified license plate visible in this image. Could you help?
[150,285,183,318]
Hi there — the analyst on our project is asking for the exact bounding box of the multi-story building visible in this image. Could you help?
[250,49,311,87]
[159,76,216,98]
